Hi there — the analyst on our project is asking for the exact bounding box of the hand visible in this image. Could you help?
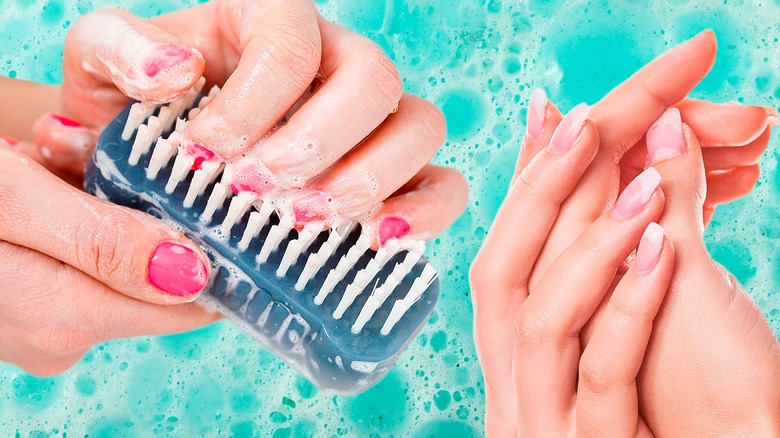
[0,141,218,376]
[32,1,468,246]
[471,103,675,436]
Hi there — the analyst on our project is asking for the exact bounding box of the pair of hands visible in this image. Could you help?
[0,0,468,375]
[471,31,780,436]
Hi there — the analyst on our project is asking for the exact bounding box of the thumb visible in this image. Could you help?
[645,108,707,241]
[62,8,205,127]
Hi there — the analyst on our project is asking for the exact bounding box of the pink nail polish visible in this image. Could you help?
[292,190,334,225]
[612,167,662,220]
[635,222,664,275]
[229,163,277,195]
[183,142,215,170]
[148,241,208,297]
[526,88,547,140]
[647,108,685,164]
[144,44,192,78]
[0,135,20,148]
[51,113,82,128]
[378,216,412,245]
[548,103,590,154]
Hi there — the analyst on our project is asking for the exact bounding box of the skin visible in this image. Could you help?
[0,0,467,375]
[472,33,780,437]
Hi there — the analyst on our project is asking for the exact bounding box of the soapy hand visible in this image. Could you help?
[33,0,468,247]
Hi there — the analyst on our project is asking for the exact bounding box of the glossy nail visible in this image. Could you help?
[547,103,590,154]
[526,88,547,140]
[647,108,685,164]
[612,167,661,220]
[635,222,664,275]
[50,113,82,128]
[292,190,334,224]
[148,241,208,297]
[379,216,412,245]
[144,44,192,77]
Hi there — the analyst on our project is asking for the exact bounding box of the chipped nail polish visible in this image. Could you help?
[548,103,590,154]
[635,222,664,275]
[379,216,412,245]
[292,190,334,224]
[647,108,685,164]
[526,88,547,140]
[144,44,192,77]
[229,163,277,195]
[148,241,208,296]
[612,167,662,220]
[183,141,215,170]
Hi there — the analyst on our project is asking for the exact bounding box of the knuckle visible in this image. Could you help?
[261,20,321,87]
[579,351,617,395]
[407,97,447,148]
[75,211,138,283]
[513,309,553,354]
[363,46,403,103]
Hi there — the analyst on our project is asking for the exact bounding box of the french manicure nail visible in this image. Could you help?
[647,108,685,164]
[148,241,208,297]
[612,167,662,219]
[379,215,412,245]
[547,103,590,154]
[51,113,82,128]
[292,190,334,224]
[635,222,664,275]
[144,44,193,77]
[526,88,547,140]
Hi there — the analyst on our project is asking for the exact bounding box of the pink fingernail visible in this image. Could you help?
[50,113,82,128]
[647,108,685,164]
[612,167,662,220]
[548,103,590,154]
[768,115,779,128]
[0,135,20,148]
[379,216,412,245]
[148,241,208,297]
[183,142,216,170]
[229,163,277,195]
[144,44,192,78]
[635,222,664,275]
[292,190,334,225]
[526,88,547,140]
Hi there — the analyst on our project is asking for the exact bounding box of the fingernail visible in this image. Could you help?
[50,113,82,128]
[183,141,216,170]
[148,241,209,297]
[612,167,662,220]
[292,190,334,225]
[379,216,412,245]
[0,135,20,148]
[526,88,547,140]
[228,162,277,195]
[144,44,193,77]
[768,115,779,128]
[635,222,664,275]
[547,103,590,154]
[647,108,685,164]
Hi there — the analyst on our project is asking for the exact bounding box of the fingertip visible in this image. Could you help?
[147,239,211,303]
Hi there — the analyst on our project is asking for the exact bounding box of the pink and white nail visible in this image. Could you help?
[526,88,547,140]
[612,167,662,220]
[635,222,664,274]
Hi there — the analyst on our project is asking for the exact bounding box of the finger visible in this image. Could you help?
[63,8,206,125]
[704,165,761,206]
[700,127,771,169]
[514,89,564,177]
[31,112,101,177]
[183,0,322,159]
[0,147,210,305]
[676,98,778,147]
[361,165,469,248]
[576,223,674,436]
[230,16,403,189]
[514,168,664,432]
[286,94,445,225]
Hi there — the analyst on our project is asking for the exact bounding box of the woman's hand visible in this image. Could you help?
[27,0,468,247]
[471,103,675,436]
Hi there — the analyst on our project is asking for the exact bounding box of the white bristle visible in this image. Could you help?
[315,233,371,303]
[314,269,340,305]
[165,149,195,194]
[197,85,219,110]
[165,100,184,131]
[333,279,375,320]
[221,191,256,234]
[352,275,401,334]
[207,84,220,98]
[238,204,274,251]
[175,118,187,133]
[156,107,172,134]
[295,242,334,291]
[183,169,210,208]
[147,116,162,141]
[380,264,437,336]
[205,162,225,188]
[128,123,153,166]
[141,102,157,119]
[121,103,145,141]
[201,182,229,223]
[373,239,402,268]
[298,223,324,253]
[146,133,180,180]
[258,215,293,263]
[188,107,201,120]
[276,223,323,278]
[401,249,424,272]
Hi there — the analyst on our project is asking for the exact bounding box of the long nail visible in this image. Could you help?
[378,216,411,245]
[647,108,685,164]
[526,88,547,140]
[635,222,664,275]
[148,241,208,297]
[547,103,590,154]
[612,167,662,220]
[144,44,193,77]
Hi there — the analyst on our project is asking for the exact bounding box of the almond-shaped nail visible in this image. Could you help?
[547,103,590,154]
[647,108,685,164]
[148,241,208,297]
[526,88,547,140]
[635,222,664,275]
[612,167,662,220]
[378,215,411,245]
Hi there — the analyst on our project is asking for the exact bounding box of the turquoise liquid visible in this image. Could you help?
[1,0,778,436]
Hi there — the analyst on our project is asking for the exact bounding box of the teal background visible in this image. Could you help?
[1,0,779,436]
